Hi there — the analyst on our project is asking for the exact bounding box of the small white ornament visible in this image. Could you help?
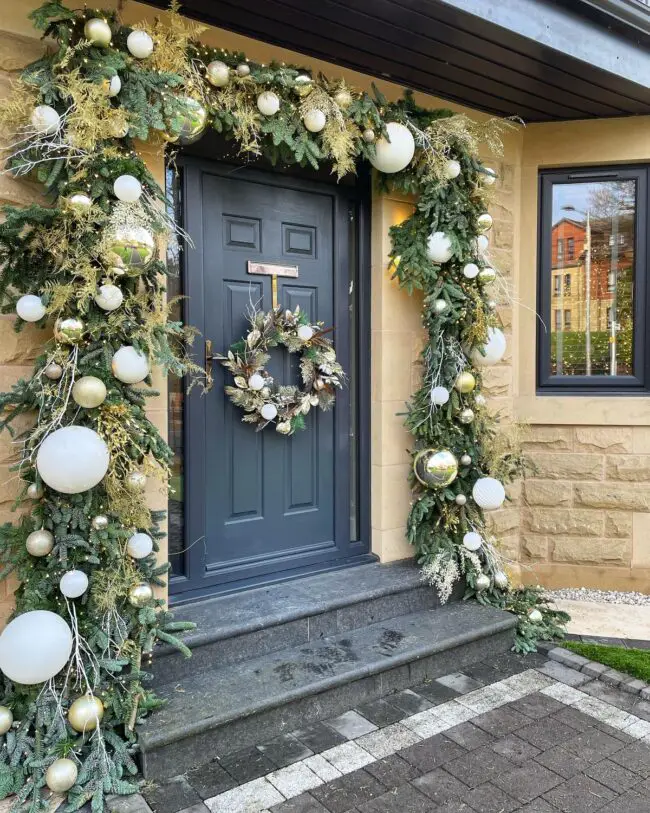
[16,294,46,322]
[433,298,448,315]
[431,386,450,406]
[362,128,376,143]
[303,109,326,133]
[206,60,230,87]
[463,532,483,552]
[444,159,461,180]
[236,63,251,77]
[297,325,314,342]
[463,262,480,279]
[127,29,154,59]
[36,426,109,494]
[471,327,507,367]
[0,706,13,735]
[26,529,54,557]
[113,174,142,203]
[455,494,467,506]
[475,573,491,591]
[261,403,278,421]
[44,362,63,380]
[60,569,88,599]
[31,105,60,134]
[108,75,121,96]
[112,346,150,384]
[127,532,153,559]
[67,193,92,210]
[460,454,472,466]
[481,167,497,186]
[472,477,506,511]
[95,283,123,312]
[494,571,509,589]
[427,232,453,264]
[369,122,415,174]
[475,393,487,407]
[257,91,280,116]
[248,373,265,391]
[27,482,44,499]
[84,18,112,45]
[0,610,73,685]
[528,608,543,624]
[477,234,489,253]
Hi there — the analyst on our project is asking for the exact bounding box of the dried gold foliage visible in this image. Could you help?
[211,79,261,155]
[464,288,490,348]
[91,555,139,613]
[300,86,356,178]
[140,2,206,77]
[484,420,530,482]
[0,79,38,141]
[56,69,130,151]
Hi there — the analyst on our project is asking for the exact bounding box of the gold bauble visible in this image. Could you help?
[477,213,493,233]
[334,89,353,108]
[478,267,497,284]
[54,317,85,344]
[26,528,54,557]
[458,407,475,424]
[454,371,476,394]
[206,60,230,87]
[68,694,104,733]
[72,376,107,409]
[27,482,44,499]
[44,362,63,380]
[106,226,155,273]
[66,193,92,211]
[362,128,376,143]
[45,758,78,793]
[166,96,208,145]
[83,17,112,46]
[475,573,491,591]
[0,706,13,735]
[276,421,292,435]
[92,515,109,530]
[108,118,129,138]
[293,75,313,97]
[413,449,458,489]
[128,582,153,607]
[125,471,147,492]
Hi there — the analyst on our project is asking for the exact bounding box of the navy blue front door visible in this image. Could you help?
[171,160,369,599]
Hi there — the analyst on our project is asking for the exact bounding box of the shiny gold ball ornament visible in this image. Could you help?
[54,317,85,344]
[44,362,63,380]
[454,372,476,394]
[276,421,293,435]
[206,60,230,87]
[334,89,353,108]
[84,17,112,46]
[109,118,129,139]
[480,167,497,186]
[66,193,92,211]
[236,62,250,77]
[293,74,313,97]
[92,515,109,530]
[413,449,458,489]
[476,213,493,233]
[362,128,376,143]
[27,482,44,499]
[478,267,497,284]
[458,407,475,424]
[125,470,147,492]
[68,693,104,732]
[26,528,54,557]
[0,706,13,735]
[128,582,153,607]
[45,758,78,793]
[107,226,155,272]
[72,376,107,409]
[166,96,208,145]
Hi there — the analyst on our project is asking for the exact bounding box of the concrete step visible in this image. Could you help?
[154,561,447,684]
[140,600,516,779]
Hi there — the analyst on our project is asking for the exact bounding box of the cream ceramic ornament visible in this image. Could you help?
[84,17,111,45]
[248,373,265,391]
[261,403,278,421]
[95,283,123,312]
[16,294,46,322]
[112,346,150,384]
[431,386,450,406]
[44,362,63,380]
[303,109,326,133]
[427,232,453,263]
[0,610,73,685]
[113,174,142,202]
[463,532,483,551]
[36,426,109,494]
[206,60,230,87]
[31,105,60,134]
[257,91,280,116]
[471,327,506,366]
[297,325,314,341]
[126,29,154,59]
[369,122,415,174]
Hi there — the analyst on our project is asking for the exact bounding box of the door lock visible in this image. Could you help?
[205,339,217,391]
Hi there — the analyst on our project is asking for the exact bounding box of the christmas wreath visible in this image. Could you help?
[220,304,345,435]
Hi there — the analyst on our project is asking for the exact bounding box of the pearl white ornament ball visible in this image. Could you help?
[44,362,63,380]
[303,109,326,133]
[475,573,491,591]
[206,60,230,87]
[36,426,109,494]
[261,403,278,421]
[236,63,250,77]
[113,174,142,203]
[297,325,314,341]
[60,569,88,599]
[431,386,450,406]
[463,532,483,551]
[16,295,46,322]
[72,376,107,409]
[472,477,506,511]
[126,29,154,59]
[0,706,13,735]
[427,232,453,264]
[257,91,280,116]
[26,529,54,557]
[463,262,480,279]
[108,75,121,96]
[444,159,461,179]
[0,610,73,685]
[84,18,112,45]
[45,758,78,793]
[455,494,467,506]
[127,532,153,560]
[528,608,543,623]
[471,327,507,367]
[460,454,472,466]
[494,571,509,589]
[27,482,43,499]
[31,105,60,134]
[112,346,150,384]
[95,283,123,312]
[248,373,265,391]
[368,122,415,174]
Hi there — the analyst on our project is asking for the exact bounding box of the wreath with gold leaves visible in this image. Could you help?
[220,305,346,435]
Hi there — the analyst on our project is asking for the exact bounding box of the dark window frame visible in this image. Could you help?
[537,164,648,394]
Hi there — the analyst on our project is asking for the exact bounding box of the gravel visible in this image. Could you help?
[546,587,650,606]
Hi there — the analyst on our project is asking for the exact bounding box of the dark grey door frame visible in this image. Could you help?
[169,159,372,602]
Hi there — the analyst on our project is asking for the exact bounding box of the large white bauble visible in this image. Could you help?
[16,294,46,322]
[26,529,54,557]
[297,325,314,341]
[444,159,461,180]
[31,105,60,134]
[431,386,450,406]
[463,531,483,552]
[427,232,453,264]
[127,29,154,59]
[463,263,480,280]
[112,346,150,384]
[37,426,109,494]
[72,376,107,409]
[257,91,280,116]
[248,373,265,391]
[127,532,153,559]
[471,327,507,367]
[46,758,78,793]
[113,174,142,203]
[0,610,72,685]
[472,477,506,511]
[95,283,123,312]
[206,60,230,87]
[108,75,121,97]
[261,403,278,421]
[303,109,326,133]
[369,122,415,174]
[84,18,112,45]
[60,569,89,599]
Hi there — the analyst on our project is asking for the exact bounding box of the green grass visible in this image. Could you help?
[564,641,650,682]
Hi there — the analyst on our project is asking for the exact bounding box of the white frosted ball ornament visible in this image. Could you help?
[84,18,112,45]
[427,232,453,264]
[257,91,280,116]
[248,373,265,391]
[127,532,153,560]
[261,403,278,421]
[127,29,154,59]
[297,325,314,342]
[528,608,543,624]
[37,426,109,494]
[16,295,46,322]
[463,263,480,280]
[463,532,483,552]
[31,105,60,134]
[494,571,509,590]
[0,610,73,685]
[369,122,415,174]
[444,159,461,180]
[475,574,491,591]
[108,75,121,97]
[60,570,89,599]
[95,283,123,312]
[112,346,150,384]
[431,386,450,406]
[455,494,467,506]
[113,174,142,203]
[206,60,230,87]
[472,477,506,511]
[303,109,326,133]
[471,327,507,367]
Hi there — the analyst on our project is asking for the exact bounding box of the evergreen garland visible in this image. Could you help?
[0,3,568,810]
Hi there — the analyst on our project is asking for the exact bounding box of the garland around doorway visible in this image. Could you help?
[0,2,568,811]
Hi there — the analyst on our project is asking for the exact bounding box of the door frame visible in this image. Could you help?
[168,158,373,602]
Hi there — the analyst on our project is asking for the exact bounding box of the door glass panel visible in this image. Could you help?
[549,179,636,377]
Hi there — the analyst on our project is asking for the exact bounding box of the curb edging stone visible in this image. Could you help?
[545,644,650,698]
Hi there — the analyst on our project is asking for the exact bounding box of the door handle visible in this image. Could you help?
[205,339,216,391]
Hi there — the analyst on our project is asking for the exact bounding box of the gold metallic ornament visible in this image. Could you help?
[413,449,458,489]
[206,60,230,87]
[165,95,208,145]
[66,193,92,210]
[128,582,154,607]
[72,376,107,409]
[92,515,109,530]
[126,471,147,492]
[44,362,63,380]
[54,317,85,344]
[476,213,493,233]
[26,482,44,499]
[478,267,497,284]
[106,226,155,272]
[83,17,112,46]
[454,371,476,394]
[458,407,475,424]
[362,128,376,143]
[108,118,129,138]
[293,74,313,96]
[26,529,54,557]
[45,758,78,793]
[68,693,104,732]
[0,706,13,735]
[276,421,292,435]
[334,89,353,108]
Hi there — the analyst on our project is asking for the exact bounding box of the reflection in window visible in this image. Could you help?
[549,178,635,377]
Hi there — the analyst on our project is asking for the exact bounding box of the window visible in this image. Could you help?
[538,166,646,392]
